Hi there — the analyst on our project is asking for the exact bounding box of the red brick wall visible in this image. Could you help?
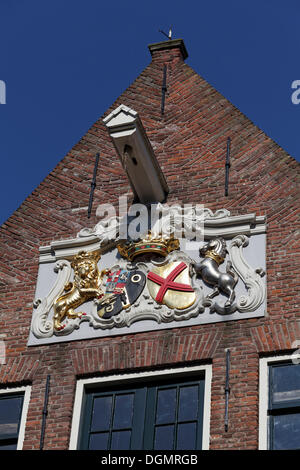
[0,40,299,450]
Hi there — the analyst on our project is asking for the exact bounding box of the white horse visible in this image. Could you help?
[193,238,238,307]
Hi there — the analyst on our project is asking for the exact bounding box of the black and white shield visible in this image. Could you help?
[97,269,146,319]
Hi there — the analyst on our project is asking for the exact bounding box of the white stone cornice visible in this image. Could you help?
[39,235,101,263]
[77,206,266,241]
[39,207,266,263]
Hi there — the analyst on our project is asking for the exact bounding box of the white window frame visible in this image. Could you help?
[69,364,212,450]
[0,385,31,450]
[259,353,300,450]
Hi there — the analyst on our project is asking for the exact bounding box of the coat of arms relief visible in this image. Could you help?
[29,206,266,343]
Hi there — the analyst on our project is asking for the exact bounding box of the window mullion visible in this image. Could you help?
[107,393,116,450]
[197,380,205,449]
[131,387,147,450]
[143,385,157,450]
[173,385,181,450]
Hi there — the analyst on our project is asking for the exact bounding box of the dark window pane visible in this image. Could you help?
[178,385,198,422]
[111,430,131,450]
[0,396,23,437]
[154,425,174,450]
[177,422,197,450]
[272,413,300,450]
[0,442,18,450]
[89,432,109,450]
[113,394,134,429]
[91,396,112,432]
[156,388,176,425]
[272,364,300,404]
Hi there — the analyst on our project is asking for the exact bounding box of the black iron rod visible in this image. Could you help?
[88,152,100,218]
[225,137,231,196]
[225,349,230,432]
[159,29,171,40]
[40,375,50,450]
[161,65,167,116]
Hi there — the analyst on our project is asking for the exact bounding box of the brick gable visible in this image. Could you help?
[0,39,299,450]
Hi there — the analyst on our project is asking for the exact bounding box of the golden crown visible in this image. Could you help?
[117,232,180,261]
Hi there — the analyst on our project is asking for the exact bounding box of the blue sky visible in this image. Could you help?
[0,0,300,225]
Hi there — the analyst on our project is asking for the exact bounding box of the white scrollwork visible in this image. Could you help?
[78,215,122,242]
[31,260,72,338]
[149,204,231,239]
[228,235,266,312]
[31,226,267,342]
[203,208,232,219]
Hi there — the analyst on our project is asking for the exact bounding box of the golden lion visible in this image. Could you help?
[53,250,107,331]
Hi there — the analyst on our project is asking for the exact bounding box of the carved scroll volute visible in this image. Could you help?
[228,235,266,312]
[31,259,72,338]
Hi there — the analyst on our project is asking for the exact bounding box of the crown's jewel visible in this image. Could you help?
[117,232,180,261]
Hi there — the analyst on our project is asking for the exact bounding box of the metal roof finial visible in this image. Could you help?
[159,27,172,40]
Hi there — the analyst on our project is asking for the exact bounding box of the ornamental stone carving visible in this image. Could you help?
[29,208,267,345]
